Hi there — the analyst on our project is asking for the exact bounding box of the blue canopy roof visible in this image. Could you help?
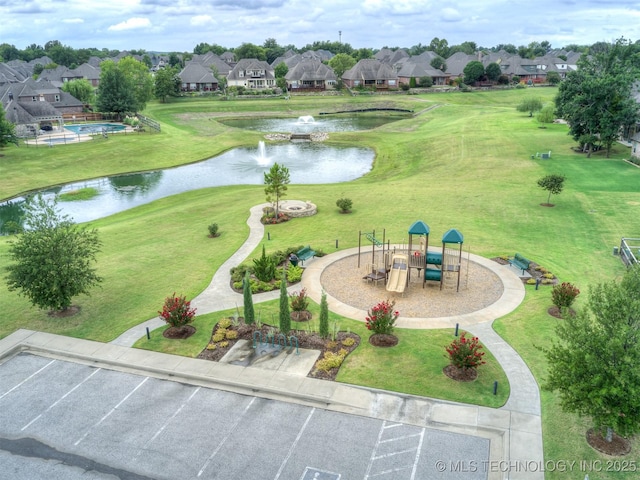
[408,220,430,235]
[442,228,464,244]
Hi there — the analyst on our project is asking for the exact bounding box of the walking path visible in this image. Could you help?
[2,204,544,479]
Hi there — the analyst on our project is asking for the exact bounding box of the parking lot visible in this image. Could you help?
[0,353,490,480]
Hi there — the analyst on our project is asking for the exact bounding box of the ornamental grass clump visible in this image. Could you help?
[551,282,580,309]
[158,293,197,328]
[365,299,399,335]
[445,333,486,370]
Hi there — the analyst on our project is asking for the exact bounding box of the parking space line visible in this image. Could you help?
[0,359,55,400]
[273,408,316,480]
[74,376,149,446]
[409,429,424,480]
[138,386,201,452]
[364,421,426,480]
[21,368,101,431]
[197,396,256,477]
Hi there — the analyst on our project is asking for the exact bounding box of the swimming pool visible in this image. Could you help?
[64,123,126,134]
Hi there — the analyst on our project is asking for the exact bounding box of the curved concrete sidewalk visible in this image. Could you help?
[106,203,543,479]
[112,204,538,415]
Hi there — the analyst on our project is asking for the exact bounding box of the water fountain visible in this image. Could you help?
[252,141,271,166]
[297,115,315,124]
[0,143,373,229]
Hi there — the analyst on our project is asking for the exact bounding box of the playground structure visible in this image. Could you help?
[358,230,390,286]
[357,223,468,294]
[406,221,465,292]
[386,253,409,293]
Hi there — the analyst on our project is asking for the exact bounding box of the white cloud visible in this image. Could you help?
[107,17,151,31]
[441,7,462,22]
[362,0,432,15]
[190,15,214,26]
[63,18,85,24]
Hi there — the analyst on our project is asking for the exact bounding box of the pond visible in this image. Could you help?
[219,114,404,133]
[0,142,373,230]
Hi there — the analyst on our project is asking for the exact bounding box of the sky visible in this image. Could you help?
[1,0,639,53]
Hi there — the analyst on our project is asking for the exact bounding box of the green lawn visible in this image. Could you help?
[2,88,639,478]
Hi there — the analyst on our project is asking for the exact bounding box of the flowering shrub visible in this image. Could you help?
[445,333,486,370]
[289,288,309,312]
[551,282,580,309]
[365,300,399,335]
[158,293,197,328]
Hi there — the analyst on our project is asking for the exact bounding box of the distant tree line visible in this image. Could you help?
[0,37,619,69]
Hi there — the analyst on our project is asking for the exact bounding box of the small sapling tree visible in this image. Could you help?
[264,162,290,219]
[537,174,566,205]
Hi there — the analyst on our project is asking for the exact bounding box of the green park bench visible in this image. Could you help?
[296,246,316,265]
[508,253,531,274]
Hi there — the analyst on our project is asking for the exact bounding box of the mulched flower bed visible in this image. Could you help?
[443,365,478,382]
[547,306,576,319]
[368,334,398,347]
[586,428,632,456]
[48,305,81,318]
[197,319,360,381]
[163,325,196,339]
[492,257,558,286]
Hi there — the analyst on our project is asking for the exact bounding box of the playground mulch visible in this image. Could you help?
[320,253,504,318]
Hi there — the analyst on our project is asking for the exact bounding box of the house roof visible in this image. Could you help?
[187,52,232,75]
[37,65,68,86]
[3,98,38,124]
[178,63,219,84]
[63,63,101,81]
[285,59,336,82]
[342,59,397,81]
[0,63,28,84]
[445,52,478,76]
[397,56,448,79]
[227,59,275,81]
[375,48,409,65]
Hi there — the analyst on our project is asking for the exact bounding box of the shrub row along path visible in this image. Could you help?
[106,202,543,478]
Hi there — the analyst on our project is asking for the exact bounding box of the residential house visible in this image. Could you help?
[220,51,236,67]
[284,59,337,91]
[396,59,450,86]
[178,63,219,92]
[271,49,298,68]
[187,52,232,77]
[37,65,68,88]
[0,84,63,136]
[62,63,101,87]
[0,63,29,85]
[342,59,398,90]
[0,78,83,136]
[375,48,410,70]
[226,59,276,91]
[445,52,479,79]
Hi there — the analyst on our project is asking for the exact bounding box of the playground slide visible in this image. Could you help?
[386,254,409,293]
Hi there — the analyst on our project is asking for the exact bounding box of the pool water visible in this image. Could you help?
[64,123,126,134]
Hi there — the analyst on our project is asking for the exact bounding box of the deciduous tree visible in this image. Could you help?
[61,78,95,105]
[264,162,290,218]
[537,174,565,205]
[0,107,18,148]
[96,62,137,118]
[154,66,181,102]
[543,266,640,447]
[5,195,102,313]
[555,38,640,157]
[516,97,543,117]
[463,60,484,84]
[328,53,356,78]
